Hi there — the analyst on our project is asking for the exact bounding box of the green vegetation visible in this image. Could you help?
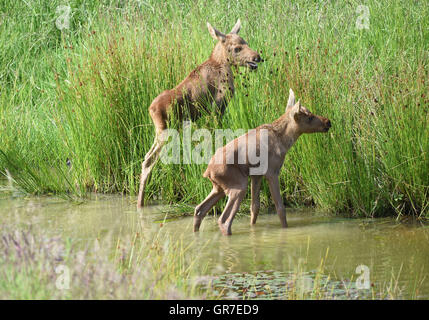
[0,223,210,299]
[0,0,428,217]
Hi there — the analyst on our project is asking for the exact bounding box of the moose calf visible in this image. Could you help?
[137,19,262,208]
[193,89,331,235]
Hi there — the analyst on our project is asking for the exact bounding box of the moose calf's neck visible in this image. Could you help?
[210,42,230,65]
[270,112,302,155]
[209,43,234,82]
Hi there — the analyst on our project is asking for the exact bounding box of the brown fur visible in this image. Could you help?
[137,19,261,208]
[193,89,332,235]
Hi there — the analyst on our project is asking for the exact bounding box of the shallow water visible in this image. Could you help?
[1,194,428,299]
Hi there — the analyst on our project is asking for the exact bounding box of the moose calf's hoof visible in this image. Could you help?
[218,223,232,236]
[193,216,202,232]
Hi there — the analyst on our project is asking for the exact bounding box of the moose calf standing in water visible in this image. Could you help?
[137,19,262,208]
[194,89,332,235]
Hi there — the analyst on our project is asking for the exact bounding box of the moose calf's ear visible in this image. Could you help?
[230,18,241,34]
[293,101,303,121]
[207,22,226,41]
[286,88,296,112]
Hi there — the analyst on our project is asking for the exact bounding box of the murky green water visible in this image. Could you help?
[1,195,428,299]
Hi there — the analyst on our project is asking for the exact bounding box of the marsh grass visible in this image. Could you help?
[0,223,211,299]
[0,0,428,217]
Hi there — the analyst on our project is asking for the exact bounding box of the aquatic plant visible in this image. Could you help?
[0,224,209,299]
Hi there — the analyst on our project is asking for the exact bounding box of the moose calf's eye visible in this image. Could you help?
[308,116,314,122]
[234,47,242,53]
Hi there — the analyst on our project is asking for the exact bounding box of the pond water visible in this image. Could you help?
[1,194,428,299]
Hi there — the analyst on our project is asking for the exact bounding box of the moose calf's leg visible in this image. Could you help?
[250,176,262,225]
[218,189,247,236]
[267,176,288,228]
[137,98,170,209]
[194,187,225,232]
[137,136,165,209]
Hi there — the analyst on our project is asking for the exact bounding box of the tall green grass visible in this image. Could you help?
[0,0,428,217]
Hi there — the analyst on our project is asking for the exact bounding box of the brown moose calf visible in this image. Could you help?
[193,88,331,235]
[137,19,262,208]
